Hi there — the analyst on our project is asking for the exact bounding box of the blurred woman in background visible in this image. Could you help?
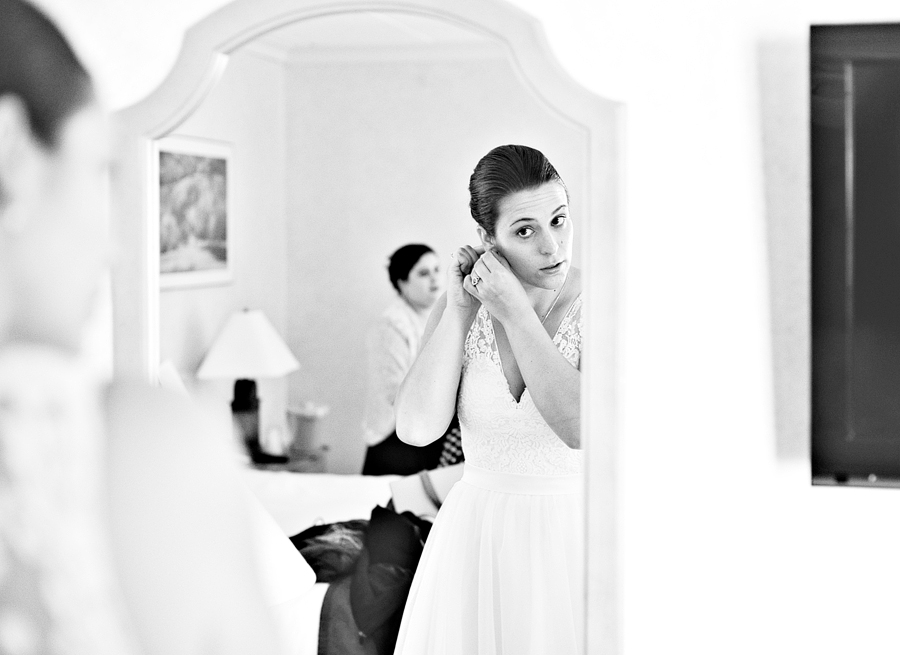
[361,243,463,475]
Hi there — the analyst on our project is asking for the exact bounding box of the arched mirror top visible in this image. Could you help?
[115,0,618,139]
[111,0,620,383]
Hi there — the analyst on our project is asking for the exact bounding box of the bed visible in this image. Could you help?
[155,364,435,652]
[241,463,466,655]
[155,365,429,654]
[241,468,400,655]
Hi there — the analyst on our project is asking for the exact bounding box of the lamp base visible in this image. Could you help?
[232,379,288,465]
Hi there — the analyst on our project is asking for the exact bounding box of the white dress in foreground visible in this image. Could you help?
[0,346,139,655]
[393,296,584,655]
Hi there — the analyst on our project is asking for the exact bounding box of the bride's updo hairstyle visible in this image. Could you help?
[0,0,93,149]
[468,144,568,237]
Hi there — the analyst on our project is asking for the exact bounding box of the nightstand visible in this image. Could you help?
[253,444,328,473]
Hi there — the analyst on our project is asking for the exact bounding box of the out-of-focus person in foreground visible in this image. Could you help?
[0,1,283,653]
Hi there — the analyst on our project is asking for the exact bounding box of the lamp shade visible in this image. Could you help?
[196,309,300,380]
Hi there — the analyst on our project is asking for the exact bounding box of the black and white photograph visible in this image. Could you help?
[3,0,900,654]
[157,136,231,288]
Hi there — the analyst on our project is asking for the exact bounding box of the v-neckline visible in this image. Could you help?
[486,293,581,405]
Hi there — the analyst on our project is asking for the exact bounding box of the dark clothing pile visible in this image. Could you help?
[289,520,368,582]
[360,431,444,476]
[289,506,433,655]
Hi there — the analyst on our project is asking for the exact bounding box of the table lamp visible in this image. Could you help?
[197,308,300,463]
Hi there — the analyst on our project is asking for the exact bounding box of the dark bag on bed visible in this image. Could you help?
[348,505,431,655]
[289,519,369,582]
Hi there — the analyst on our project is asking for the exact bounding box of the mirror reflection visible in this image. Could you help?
[155,10,588,655]
[159,11,587,472]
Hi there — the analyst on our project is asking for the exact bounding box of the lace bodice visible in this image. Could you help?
[457,296,583,475]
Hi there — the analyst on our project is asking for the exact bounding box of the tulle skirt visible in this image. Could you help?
[393,464,584,655]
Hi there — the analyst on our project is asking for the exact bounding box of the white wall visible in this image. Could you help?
[566,2,900,653]
[284,52,586,472]
[36,0,900,652]
[157,49,290,445]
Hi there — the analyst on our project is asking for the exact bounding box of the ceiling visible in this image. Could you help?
[249,10,493,55]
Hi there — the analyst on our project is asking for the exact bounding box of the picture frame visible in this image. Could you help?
[154,135,233,289]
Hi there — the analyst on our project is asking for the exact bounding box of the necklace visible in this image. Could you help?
[539,273,569,325]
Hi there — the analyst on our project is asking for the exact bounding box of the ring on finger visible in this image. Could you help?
[471,273,481,286]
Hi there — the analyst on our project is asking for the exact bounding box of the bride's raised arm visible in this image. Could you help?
[395,246,481,446]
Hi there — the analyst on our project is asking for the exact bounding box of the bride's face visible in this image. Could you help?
[483,182,572,291]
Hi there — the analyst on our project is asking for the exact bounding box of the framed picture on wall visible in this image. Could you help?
[155,135,232,289]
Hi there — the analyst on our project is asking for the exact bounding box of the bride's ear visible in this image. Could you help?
[0,94,41,232]
[476,226,494,251]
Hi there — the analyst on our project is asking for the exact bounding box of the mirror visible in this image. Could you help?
[160,13,592,472]
[110,0,620,652]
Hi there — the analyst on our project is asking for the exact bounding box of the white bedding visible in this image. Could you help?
[243,469,398,535]
[242,469,399,655]
[271,583,329,655]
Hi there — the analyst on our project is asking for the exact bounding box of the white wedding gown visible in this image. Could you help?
[393,295,584,655]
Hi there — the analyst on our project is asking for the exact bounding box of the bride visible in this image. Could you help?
[394,144,584,654]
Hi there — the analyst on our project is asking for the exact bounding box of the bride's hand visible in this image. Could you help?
[462,249,531,325]
[447,245,484,316]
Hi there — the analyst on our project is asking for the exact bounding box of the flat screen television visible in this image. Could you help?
[812,23,900,486]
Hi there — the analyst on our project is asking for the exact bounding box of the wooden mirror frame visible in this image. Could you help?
[109,0,622,651]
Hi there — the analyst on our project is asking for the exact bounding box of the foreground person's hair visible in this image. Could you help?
[0,0,93,148]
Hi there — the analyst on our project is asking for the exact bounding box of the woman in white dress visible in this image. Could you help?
[393,144,583,654]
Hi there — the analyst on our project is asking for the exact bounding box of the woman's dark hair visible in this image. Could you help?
[388,244,434,293]
[468,144,567,236]
[0,0,93,148]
